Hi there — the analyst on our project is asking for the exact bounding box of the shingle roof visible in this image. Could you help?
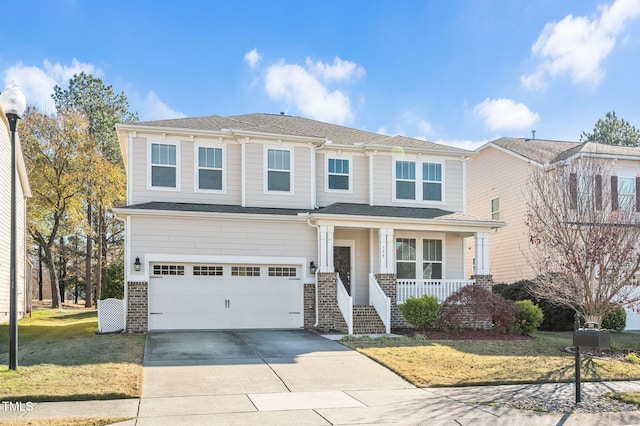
[488,137,640,165]
[112,201,502,225]
[132,113,472,154]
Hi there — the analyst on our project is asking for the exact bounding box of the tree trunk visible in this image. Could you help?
[39,239,61,308]
[96,205,103,303]
[58,236,66,303]
[85,202,93,308]
[38,244,43,301]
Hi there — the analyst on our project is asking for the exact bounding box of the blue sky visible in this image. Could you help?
[2,0,640,149]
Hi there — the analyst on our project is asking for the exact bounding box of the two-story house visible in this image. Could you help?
[466,137,640,329]
[113,114,504,333]
[0,106,32,324]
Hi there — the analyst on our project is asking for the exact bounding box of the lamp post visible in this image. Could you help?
[1,81,27,371]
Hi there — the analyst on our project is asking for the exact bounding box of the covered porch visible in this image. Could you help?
[306,204,504,334]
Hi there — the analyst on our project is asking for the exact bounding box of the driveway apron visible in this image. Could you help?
[139,329,414,424]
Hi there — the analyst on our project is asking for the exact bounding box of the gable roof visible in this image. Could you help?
[482,137,640,166]
[126,113,472,155]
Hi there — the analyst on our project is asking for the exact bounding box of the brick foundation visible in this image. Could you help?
[313,272,348,333]
[304,283,316,329]
[471,274,494,289]
[127,281,148,333]
[376,273,411,328]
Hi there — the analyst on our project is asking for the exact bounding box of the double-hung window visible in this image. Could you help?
[396,161,416,200]
[327,158,350,191]
[395,238,416,279]
[267,148,291,192]
[423,239,443,279]
[151,143,178,188]
[422,163,442,201]
[197,146,223,191]
[618,177,636,211]
[490,197,500,220]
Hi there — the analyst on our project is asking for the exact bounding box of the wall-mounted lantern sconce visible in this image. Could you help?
[134,257,141,272]
[309,261,317,274]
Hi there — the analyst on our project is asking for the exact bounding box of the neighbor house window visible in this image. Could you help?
[197,146,223,191]
[396,238,416,279]
[490,197,500,220]
[618,177,635,211]
[423,239,442,279]
[267,148,291,192]
[327,158,350,191]
[422,163,442,201]
[395,161,416,200]
[151,143,178,188]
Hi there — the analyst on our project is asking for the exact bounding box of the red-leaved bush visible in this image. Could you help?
[437,285,516,333]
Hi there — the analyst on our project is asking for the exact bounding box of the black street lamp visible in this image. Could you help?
[1,81,27,371]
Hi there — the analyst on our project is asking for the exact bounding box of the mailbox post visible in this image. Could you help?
[572,313,611,404]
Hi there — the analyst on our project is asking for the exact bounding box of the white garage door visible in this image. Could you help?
[148,263,303,330]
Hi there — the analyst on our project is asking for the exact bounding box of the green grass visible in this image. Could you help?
[341,331,640,387]
[0,418,131,426]
[0,309,145,402]
[604,391,640,405]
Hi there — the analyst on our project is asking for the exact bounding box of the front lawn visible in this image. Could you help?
[0,309,145,402]
[341,331,640,387]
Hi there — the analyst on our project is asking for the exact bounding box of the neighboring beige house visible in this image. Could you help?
[0,107,32,324]
[466,137,640,329]
[113,113,504,333]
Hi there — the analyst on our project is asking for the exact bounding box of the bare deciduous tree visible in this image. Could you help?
[525,156,640,326]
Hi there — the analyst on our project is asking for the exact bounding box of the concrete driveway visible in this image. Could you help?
[139,330,415,425]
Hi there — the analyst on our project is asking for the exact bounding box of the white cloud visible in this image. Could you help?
[244,48,262,68]
[435,138,488,151]
[264,57,365,124]
[4,59,100,113]
[474,98,540,131]
[417,119,433,135]
[521,0,640,89]
[2,59,185,121]
[134,91,186,121]
[305,56,365,82]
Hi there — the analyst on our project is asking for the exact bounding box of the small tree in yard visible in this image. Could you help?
[525,156,640,327]
[438,285,515,333]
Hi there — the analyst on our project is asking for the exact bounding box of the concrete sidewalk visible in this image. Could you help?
[3,381,640,425]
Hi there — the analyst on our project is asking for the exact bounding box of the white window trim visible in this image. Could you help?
[392,157,445,205]
[490,196,500,220]
[325,154,353,193]
[194,141,226,194]
[394,160,417,201]
[264,145,295,195]
[395,232,446,280]
[147,139,181,192]
[618,174,636,212]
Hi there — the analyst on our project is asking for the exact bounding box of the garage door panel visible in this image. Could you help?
[148,264,303,331]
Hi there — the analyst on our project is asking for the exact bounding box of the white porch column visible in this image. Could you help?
[378,228,394,273]
[474,232,490,275]
[319,225,335,273]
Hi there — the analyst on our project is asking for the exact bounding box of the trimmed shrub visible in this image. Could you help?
[602,306,627,332]
[438,285,516,333]
[512,300,544,335]
[493,280,574,331]
[400,295,440,330]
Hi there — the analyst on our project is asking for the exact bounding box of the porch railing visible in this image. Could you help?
[336,273,353,334]
[397,279,475,304]
[369,274,391,333]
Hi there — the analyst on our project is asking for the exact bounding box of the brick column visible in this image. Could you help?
[316,272,347,333]
[376,273,409,328]
[471,274,493,290]
[127,281,148,333]
[304,283,316,329]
